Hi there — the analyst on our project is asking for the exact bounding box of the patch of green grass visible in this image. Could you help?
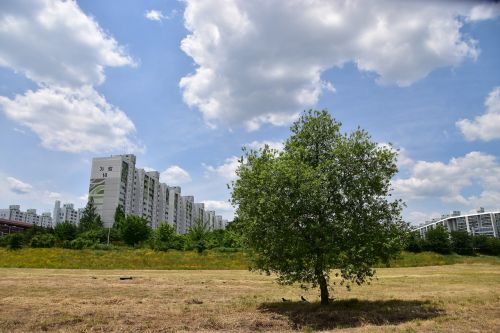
[0,248,498,270]
[0,248,249,270]
[386,251,500,268]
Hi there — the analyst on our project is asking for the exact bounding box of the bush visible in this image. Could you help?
[62,238,96,250]
[405,231,424,253]
[486,237,500,255]
[450,230,474,255]
[54,221,78,241]
[472,235,500,255]
[423,225,452,254]
[30,234,56,248]
[7,233,24,250]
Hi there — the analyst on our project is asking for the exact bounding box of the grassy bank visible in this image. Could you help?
[0,248,499,270]
[1,264,499,332]
[0,248,249,270]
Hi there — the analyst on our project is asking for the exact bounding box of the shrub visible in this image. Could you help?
[405,231,424,253]
[485,237,500,256]
[62,237,96,250]
[54,221,78,241]
[423,225,452,254]
[30,234,56,248]
[473,235,491,254]
[7,233,24,250]
[450,230,474,255]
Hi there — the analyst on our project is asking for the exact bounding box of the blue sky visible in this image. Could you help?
[0,0,499,223]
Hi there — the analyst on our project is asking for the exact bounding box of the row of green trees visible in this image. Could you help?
[406,225,500,255]
[0,198,243,252]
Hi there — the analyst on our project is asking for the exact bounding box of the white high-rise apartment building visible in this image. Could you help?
[89,154,136,228]
[53,201,82,226]
[167,186,181,230]
[193,203,206,228]
[179,196,194,234]
[132,169,161,228]
[89,154,228,233]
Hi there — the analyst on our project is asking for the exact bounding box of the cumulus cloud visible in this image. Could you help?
[202,200,233,211]
[245,140,284,151]
[393,152,500,209]
[0,0,134,87]
[145,9,177,22]
[0,0,139,153]
[6,176,33,194]
[405,211,442,225]
[0,86,141,153]
[456,87,500,141]
[203,156,240,181]
[180,0,496,130]
[160,165,192,185]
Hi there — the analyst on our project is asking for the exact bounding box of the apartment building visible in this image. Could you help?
[89,154,137,228]
[88,154,227,233]
[415,208,500,238]
[0,205,53,227]
[52,201,82,226]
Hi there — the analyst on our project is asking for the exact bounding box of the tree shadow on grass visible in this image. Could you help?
[258,298,444,330]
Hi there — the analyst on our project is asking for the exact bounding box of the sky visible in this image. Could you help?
[0,0,499,223]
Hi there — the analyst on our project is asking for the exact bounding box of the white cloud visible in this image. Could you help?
[245,140,284,151]
[406,211,442,225]
[468,3,500,21]
[393,152,500,209]
[145,9,177,22]
[0,173,84,214]
[0,86,141,153]
[456,87,500,141]
[0,0,140,153]
[0,0,134,87]
[203,156,240,181]
[202,200,234,220]
[180,0,495,130]
[160,165,192,185]
[6,176,32,194]
[378,143,414,169]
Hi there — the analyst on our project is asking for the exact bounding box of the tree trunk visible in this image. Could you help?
[317,272,329,305]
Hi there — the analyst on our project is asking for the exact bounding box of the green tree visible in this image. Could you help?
[188,218,209,254]
[113,205,126,231]
[405,231,424,253]
[423,225,452,254]
[231,110,406,305]
[450,230,474,255]
[121,215,151,247]
[152,223,177,251]
[78,197,103,232]
[54,221,78,241]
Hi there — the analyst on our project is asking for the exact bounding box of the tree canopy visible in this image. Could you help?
[231,110,407,304]
[78,197,103,232]
[121,215,152,246]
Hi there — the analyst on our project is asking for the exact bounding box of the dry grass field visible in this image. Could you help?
[0,264,499,332]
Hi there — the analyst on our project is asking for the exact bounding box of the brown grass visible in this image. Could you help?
[0,264,499,332]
